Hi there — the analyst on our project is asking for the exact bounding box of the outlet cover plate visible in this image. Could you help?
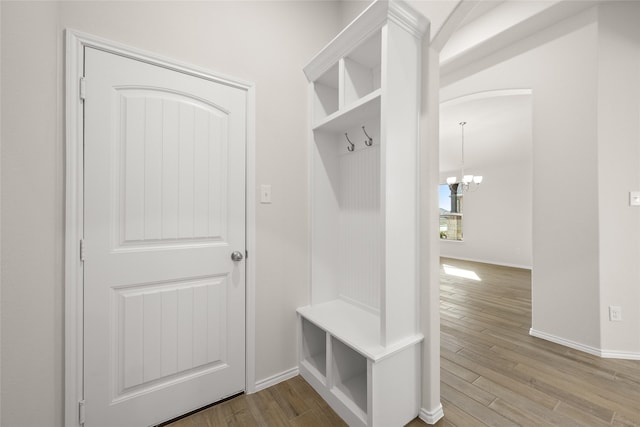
[609,305,622,321]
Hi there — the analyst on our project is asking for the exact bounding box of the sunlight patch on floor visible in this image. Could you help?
[443,264,481,281]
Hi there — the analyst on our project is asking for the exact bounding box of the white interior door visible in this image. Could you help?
[83,47,246,427]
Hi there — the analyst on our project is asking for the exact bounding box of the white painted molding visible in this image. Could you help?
[244,84,257,394]
[529,329,640,360]
[439,1,595,76]
[64,29,85,427]
[64,29,257,425]
[254,367,300,393]
[430,0,473,53]
[441,88,532,107]
[600,349,640,361]
[529,329,601,357]
[440,255,532,271]
[303,0,428,82]
[388,0,430,39]
[419,404,444,424]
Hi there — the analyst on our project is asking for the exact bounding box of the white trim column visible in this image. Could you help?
[419,32,444,425]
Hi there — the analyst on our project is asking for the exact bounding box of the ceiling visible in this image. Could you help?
[457,0,506,28]
[439,91,533,173]
[405,1,460,42]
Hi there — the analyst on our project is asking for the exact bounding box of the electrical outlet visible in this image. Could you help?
[260,184,272,204]
[609,306,622,321]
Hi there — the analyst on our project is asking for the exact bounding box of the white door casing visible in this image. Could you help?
[64,31,256,427]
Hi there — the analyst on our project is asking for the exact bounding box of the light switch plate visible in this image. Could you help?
[260,185,272,204]
[630,191,640,207]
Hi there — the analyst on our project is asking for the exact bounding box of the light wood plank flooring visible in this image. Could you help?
[167,257,640,426]
[163,375,347,427]
[436,257,640,427]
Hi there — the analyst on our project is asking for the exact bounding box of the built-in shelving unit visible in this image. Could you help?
[297,1,428,426]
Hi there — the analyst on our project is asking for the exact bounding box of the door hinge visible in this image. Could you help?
[79,77,86,101]
[80,239,85,262]
[245,250,248,259]
[78,399,86,425]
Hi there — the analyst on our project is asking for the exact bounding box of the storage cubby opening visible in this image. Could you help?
[332,337,367,415]
[301,318,327,378]
[313,63,339,124]
[343,31,382,106]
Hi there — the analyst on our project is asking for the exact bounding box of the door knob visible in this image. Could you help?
[231,251,244,262]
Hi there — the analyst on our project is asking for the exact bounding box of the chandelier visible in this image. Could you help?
[446,121,482,192]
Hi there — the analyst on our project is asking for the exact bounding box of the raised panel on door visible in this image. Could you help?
[114,276,228,402]
[117,88,229,249]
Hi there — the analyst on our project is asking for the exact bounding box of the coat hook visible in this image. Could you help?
[362,126,373,147]
[345,133,355,152]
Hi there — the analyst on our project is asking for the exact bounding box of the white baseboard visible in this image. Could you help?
[253,366,299,393]
[529,328,640,360]
[529,328,601,356]
[599,349,640,360]
[419,404,444,425]
[440,255,531,270]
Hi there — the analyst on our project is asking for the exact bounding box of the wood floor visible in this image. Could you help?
[167,257,640,426]
[163,375,347,427]
[436,258,640,427]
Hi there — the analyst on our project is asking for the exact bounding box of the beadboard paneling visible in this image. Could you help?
[338,143,382,313]
[117,89,228,247]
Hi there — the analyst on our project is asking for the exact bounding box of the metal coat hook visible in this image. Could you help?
[345,133,355,152]
[362,126,373,147]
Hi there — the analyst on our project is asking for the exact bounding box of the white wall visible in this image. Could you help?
[441,8,603,349]
[0,2,341,426]
[596,2,640,355]
[338,0,369,28]
[441,2,640,357]
[2,4,62,425]
[440,158,532,269]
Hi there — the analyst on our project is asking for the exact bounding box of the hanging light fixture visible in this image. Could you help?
[447,121,483,192]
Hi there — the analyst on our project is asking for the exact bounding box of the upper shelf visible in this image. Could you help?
[305,0,428,130]
[313,89,381,133]
[302,0,429,84]
[311,30,381,127]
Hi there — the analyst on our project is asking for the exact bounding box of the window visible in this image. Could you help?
[439,184,463,240]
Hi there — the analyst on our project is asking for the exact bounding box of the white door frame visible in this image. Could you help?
[64,29,257,427]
